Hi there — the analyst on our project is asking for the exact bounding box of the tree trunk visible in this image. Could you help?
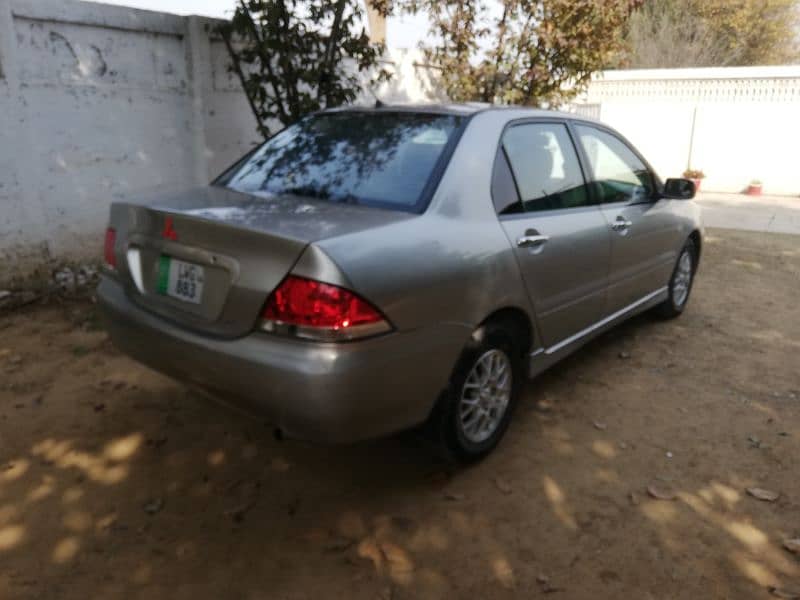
[220,26,270,138]
[486,1,511,102]
[236,1,290,128]
[320,0,348,105]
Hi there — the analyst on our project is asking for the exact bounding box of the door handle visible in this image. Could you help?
[611,217,632,232]
[516,234,550,248]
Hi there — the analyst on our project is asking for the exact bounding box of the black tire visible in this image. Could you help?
[429,322,524,463]
[655,238,697,319]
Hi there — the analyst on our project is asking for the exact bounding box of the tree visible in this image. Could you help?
[621,0,800,68]
[693,0,800,66]
[622,2,738,68]
[402,0,643,107]
[219,0,391,138]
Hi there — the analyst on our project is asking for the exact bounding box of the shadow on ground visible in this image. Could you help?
[0,229,798,599]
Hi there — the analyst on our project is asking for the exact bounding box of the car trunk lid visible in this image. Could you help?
[110,186,412,338]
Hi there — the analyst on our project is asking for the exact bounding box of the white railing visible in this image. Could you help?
[580,66,800,104]
[572,66,800,196]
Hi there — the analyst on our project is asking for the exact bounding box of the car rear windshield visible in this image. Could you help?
[219,111,465,212]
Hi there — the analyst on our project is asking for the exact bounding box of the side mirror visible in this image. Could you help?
[662,178,696,200]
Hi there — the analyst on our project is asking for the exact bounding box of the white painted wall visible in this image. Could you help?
[572,66,800,196]
[0,0,440,285]
[6,1,796,286]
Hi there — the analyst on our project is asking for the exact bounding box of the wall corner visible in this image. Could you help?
[184,15,213,185]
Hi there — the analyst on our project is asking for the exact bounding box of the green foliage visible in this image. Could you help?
[622,0,800,68]
[691,0,800,66]
[219,0,391,137]
[401,0,642,107]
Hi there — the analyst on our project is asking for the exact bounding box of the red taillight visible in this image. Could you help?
[260,276,391,341]
[104,227,117,268]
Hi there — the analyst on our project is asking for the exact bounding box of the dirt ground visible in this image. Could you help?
[0,228,799,600]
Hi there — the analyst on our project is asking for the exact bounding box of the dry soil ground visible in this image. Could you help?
[0,228,799,600]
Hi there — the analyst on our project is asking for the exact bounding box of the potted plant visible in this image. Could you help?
[747,179,763,196]
[683,169,706,192]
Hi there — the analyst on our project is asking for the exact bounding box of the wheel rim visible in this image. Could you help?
[458,349,512,444]
[672,250,693,307]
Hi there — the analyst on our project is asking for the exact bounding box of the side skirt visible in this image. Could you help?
[528,287,668,378]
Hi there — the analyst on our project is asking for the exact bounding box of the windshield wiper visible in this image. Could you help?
[278,185,329,200]
[330,192,361,205]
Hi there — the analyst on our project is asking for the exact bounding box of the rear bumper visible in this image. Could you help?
[97,276,469,443]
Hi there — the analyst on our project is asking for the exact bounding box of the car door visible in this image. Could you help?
[573,123,681,314]
[494,120,612,348]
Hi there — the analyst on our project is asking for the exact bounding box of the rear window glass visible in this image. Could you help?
[221,112,464,212]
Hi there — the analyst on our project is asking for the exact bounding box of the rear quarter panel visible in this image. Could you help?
[316,215,528,333]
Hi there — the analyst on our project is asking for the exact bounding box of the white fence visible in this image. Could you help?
[0,0,439,285]
[572,66,800,196]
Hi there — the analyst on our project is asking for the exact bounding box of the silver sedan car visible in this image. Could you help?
[98,104,702,460]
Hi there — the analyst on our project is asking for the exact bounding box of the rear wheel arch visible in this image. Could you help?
[428,308,531,462]
[475,307,534,361]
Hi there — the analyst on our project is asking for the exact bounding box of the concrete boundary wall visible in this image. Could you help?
[0,0,439,285]
[572,66,800,196]
[9,2,795,287]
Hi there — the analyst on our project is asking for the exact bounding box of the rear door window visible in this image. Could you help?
[499,122,590,213]
[221,112,464,212]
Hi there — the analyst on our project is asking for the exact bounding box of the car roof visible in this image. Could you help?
[323,102,588,122]
[322,102,486,116]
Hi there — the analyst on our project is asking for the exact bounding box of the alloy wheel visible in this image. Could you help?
[458,349,513,444]
[672,250,693,307]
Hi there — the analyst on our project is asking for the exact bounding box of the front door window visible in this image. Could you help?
[574,125,654,204]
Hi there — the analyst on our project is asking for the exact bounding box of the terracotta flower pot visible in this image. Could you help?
[691,178,702,192]
[747,184,762,197]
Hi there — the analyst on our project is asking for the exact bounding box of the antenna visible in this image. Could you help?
[364,84,386,109]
